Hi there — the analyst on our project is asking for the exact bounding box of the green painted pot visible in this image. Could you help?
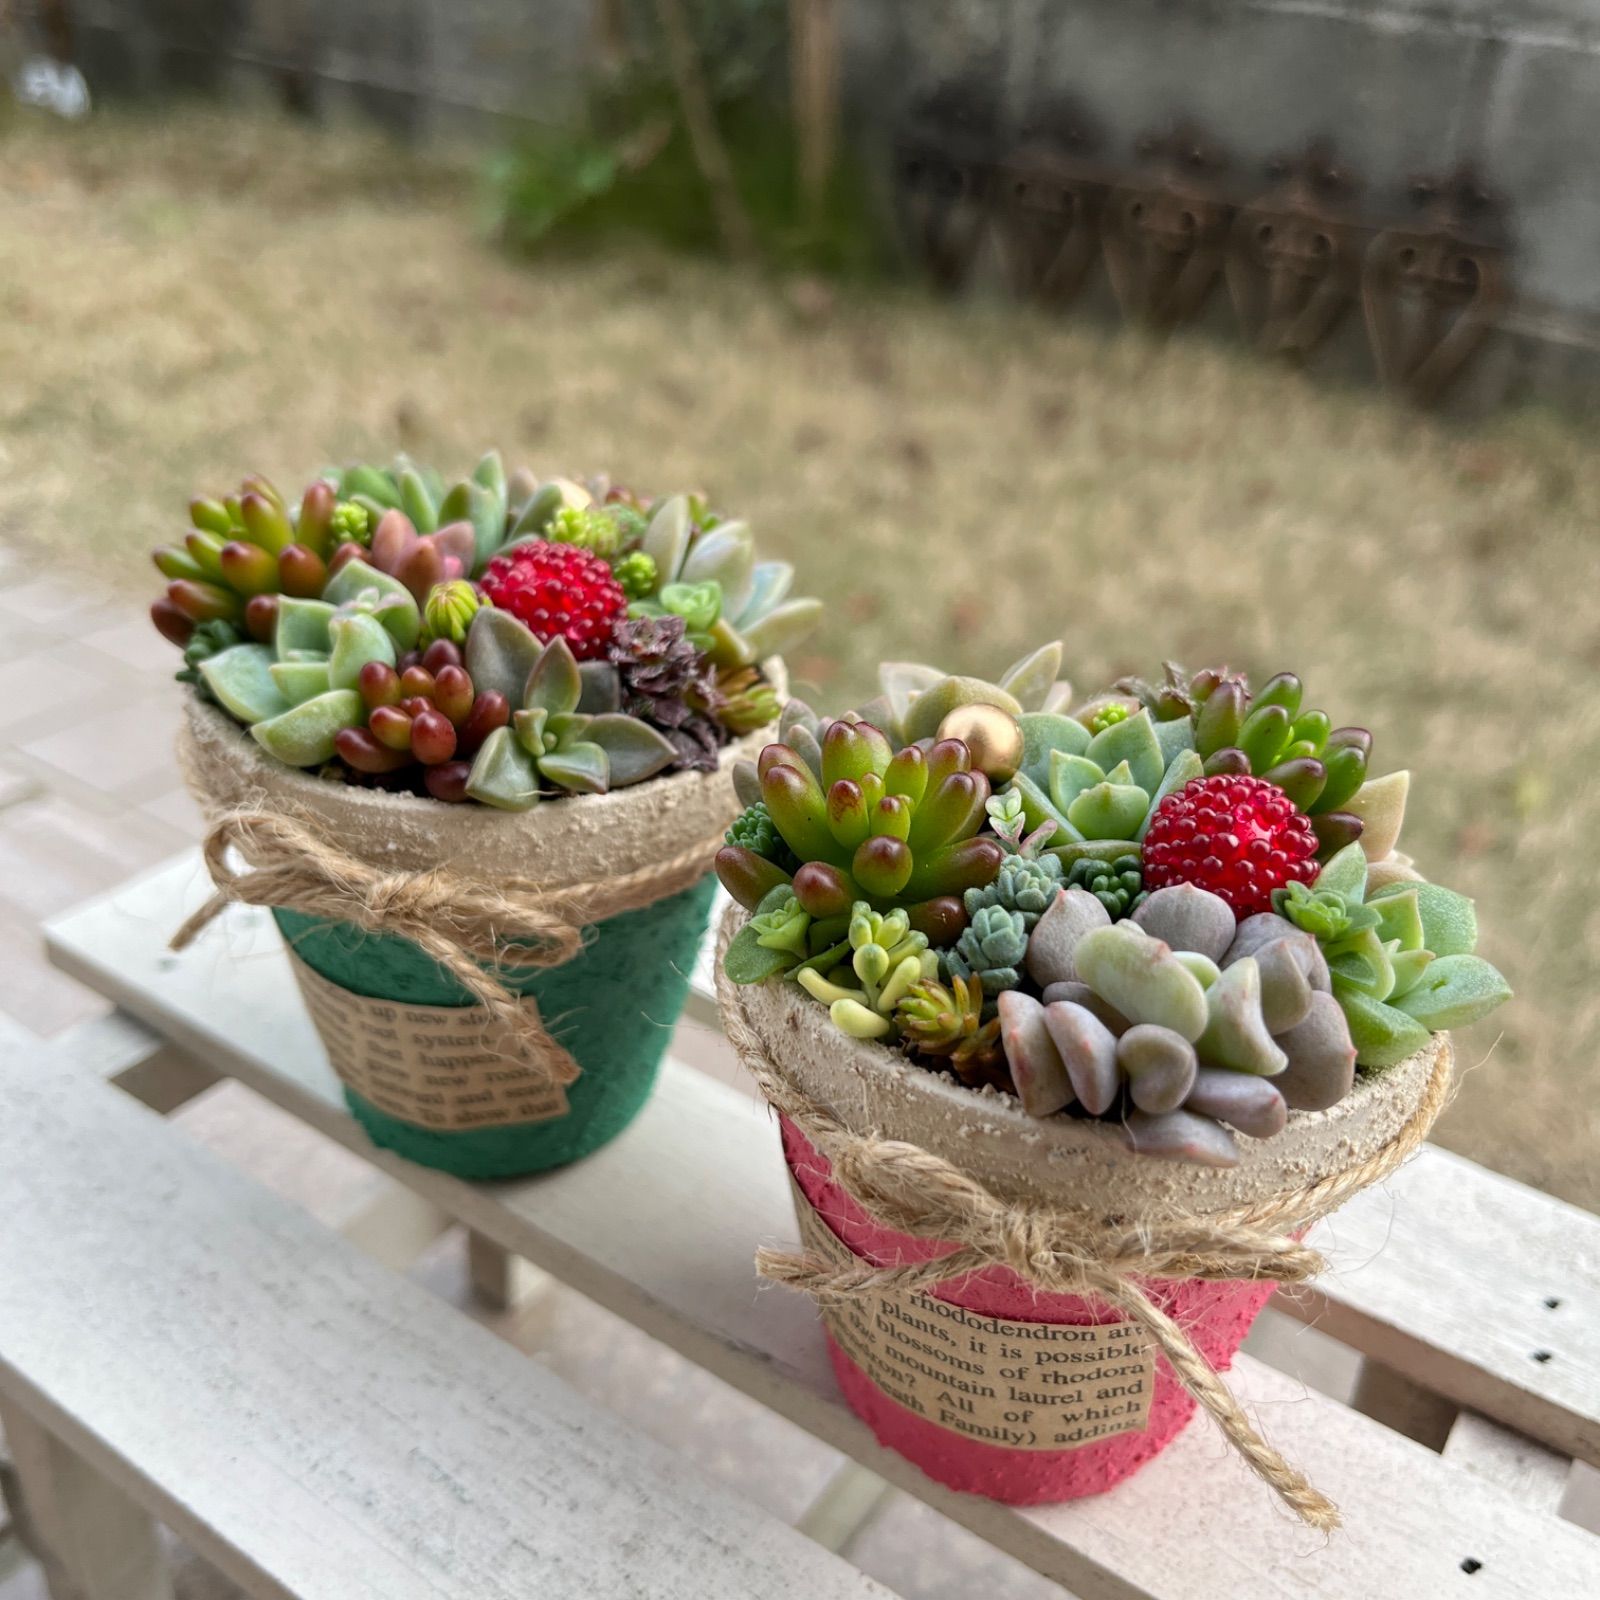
[180,693,773,1185]
[274,875,717,1180]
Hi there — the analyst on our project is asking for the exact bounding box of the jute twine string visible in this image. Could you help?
[172,806,729,1089]
[714,909,1454,1533]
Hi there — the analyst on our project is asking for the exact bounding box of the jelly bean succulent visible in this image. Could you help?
[714,718,1006,940]
[152,452,817,805]
[722,642,1508,1170]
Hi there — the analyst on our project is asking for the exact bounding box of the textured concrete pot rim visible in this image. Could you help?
[728,908,1448,1216]
[179,663,780,890]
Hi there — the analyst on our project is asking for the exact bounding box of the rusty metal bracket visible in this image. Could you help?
[891,79,1003,292]
[1226,139,1370,361]
[1102,122,1234,332]
[990,99,1108,309]
[1362,167,1510,405]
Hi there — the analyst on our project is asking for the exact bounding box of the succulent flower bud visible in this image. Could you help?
[423,579,481,646]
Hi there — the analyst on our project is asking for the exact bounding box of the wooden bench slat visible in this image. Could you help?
[40,855,1600,1599]
[1282,1143,1600,1463]
[0,1040,892,1600]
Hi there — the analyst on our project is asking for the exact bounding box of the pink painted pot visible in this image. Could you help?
[782,1117,1279,1505]
[729,944,1448,1509]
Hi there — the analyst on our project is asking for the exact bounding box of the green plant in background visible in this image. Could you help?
[715,719,1005,944]
[483,0,888,278]
[1272,843,1512,1068]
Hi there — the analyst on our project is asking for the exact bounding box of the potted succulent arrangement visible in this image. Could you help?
[713,647,1508,1525]
[152,453,819,1179]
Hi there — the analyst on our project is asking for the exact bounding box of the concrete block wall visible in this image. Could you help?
[839,0,1600,398]
[17,0,1600,395]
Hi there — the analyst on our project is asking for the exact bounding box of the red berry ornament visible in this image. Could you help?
[479,541,626,661]
[1142,774,1319,918]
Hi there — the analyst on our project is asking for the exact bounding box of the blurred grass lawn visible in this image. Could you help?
[2,107,1594,1205]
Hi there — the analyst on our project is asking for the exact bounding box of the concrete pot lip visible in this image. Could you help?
[727,908,1448,1217]
[177,663,780,890]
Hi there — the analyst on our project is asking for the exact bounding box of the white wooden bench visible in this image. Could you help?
[0,1030,897,1600]
[24,851,1600,1598]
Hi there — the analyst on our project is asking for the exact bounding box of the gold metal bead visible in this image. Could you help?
[936,704,1024,782]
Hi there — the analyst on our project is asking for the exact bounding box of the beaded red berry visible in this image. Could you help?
[1141,774,1320,917]
[478,541,626,660]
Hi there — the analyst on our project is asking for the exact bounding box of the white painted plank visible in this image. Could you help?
[1280,1143,1600,1464]
[48,1011,217,1114]
[1443,1412,1570,1515]
[0,1040,894,1600]
[40,856,1600,1599]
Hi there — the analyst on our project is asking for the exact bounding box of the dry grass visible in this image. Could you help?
[2,106,1595,1204]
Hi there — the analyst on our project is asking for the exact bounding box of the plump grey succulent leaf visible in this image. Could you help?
[1254,938,1318,1034]
[1131,884,1235,963]
[1072,923,1210,1042]
[1196,958,1287,1075]
[1123,1108,1240,1167]
[1041,1000,1121,1114]
[1025,887,1111,987]
[1040,980,1131,1035]
[1117,1024,1198,1113]
[1273,992,1357,1110]
[1184,1069,1288,1138]
[997,991,1075,1118]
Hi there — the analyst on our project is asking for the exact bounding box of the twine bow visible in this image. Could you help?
[714,911,1453,1534]
[174,807,728,1089]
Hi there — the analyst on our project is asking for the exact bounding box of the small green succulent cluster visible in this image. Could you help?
[963,853,1064,929]
[1113,663,1387,860]
[725,799,802,874]
[1274,843,1511,1068]
[945,905,1029,998]
[1066,853,1146,918]
[715,715,1005,941]
[793,904,941,1040]
[999,703,1202,868]
[894,972,1001,1078]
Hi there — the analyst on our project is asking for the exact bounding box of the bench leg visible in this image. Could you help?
[467,1232,547,1312]
[0,1401,173,1600]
